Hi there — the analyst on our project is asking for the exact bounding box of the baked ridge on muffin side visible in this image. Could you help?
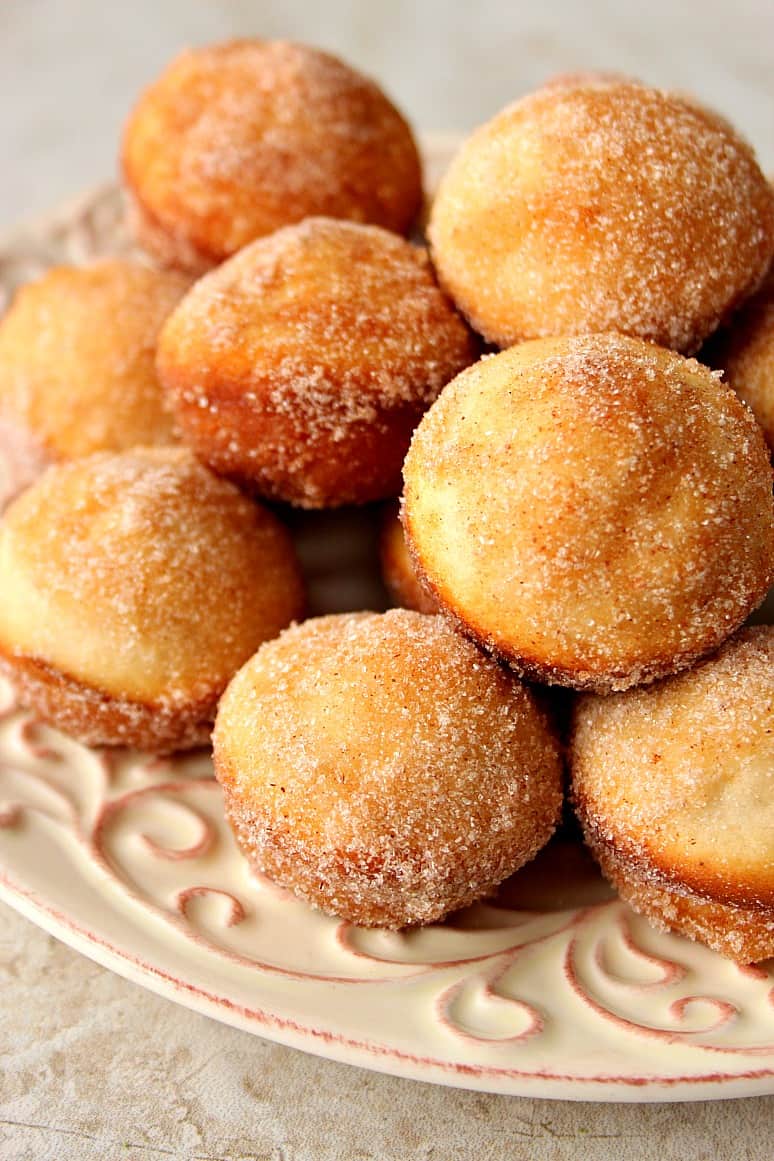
[571,626,774,963]
[0,448,305,752]
[402,333,774,692]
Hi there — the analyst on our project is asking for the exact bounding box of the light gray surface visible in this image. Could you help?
[1,0,773,227]
[2,904,773,1161]
[2,2,774,1157]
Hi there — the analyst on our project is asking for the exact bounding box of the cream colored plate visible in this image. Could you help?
[1,141,773,1101]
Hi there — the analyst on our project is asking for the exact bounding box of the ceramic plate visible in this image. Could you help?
[1,141,773,1101]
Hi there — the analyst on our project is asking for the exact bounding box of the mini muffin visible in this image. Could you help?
[0,260,189,509]
[0,448,304,752]
[214,610,563,928]
[403,334,774,693]
[157,217,476,507]
[572,626,774,963]
[710,276,774,451]
[122,39,423,273]
[379,503,438,614]
[429,81,774,352]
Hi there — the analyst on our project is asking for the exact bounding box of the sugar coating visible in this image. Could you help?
[158,217,477,507]
[0,260,189,459]
[403,334,774,692]
[572,625,774,901]
[214,610,563,928]
[573,626,774,961]
[711,275,774,451]
[429,82,774,352]
[0,651,214,755]
[590,835,774,964]
[0,448,305,707]
[122,39,423,269]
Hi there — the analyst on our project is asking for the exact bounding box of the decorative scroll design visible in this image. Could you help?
[2,680,773,1056]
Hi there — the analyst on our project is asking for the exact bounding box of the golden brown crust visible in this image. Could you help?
[0,260,189,460]
[403,335,774,693]
[584,831,774,965]
[0,649,213,754]
[403,507,759,694]
[158,217,477,508]
[159,370,425,508]
[571,626,774,907]
[379,503,438,614]
[220,776,548,929]
[213,610,563,928]
[0,449,306,736]
[711,278,774,451]
[429,82,774,352]
[571,626,774,960]
[122,39,423,271]
[574,775,774,913]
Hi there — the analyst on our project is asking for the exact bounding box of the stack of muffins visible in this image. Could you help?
[0,41,772,960]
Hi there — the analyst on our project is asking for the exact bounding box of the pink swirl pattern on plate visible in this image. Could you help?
[1,678,774,1099]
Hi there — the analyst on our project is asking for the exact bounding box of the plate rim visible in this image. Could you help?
[2,145,774,1103]
[3,864,774,1103]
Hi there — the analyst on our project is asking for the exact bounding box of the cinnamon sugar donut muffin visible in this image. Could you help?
[403,334,774,693]
[0,448,304,752]
[379,503,439,614]
[572,626,774,963]
[429,81,774,352]
[157,217,476,507]
[0,260,189,510]
[711,275,774,451]
[213,610,563,928]
[122,39,423,273]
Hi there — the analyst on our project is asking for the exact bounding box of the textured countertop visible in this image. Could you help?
[3,906,773,1161]
[2,1,774,1157]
